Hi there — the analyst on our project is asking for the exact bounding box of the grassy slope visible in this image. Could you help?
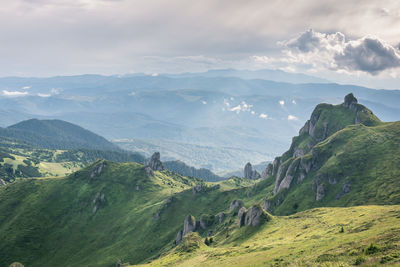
[0,161,264,267]
[138,205,400,266]
[270,121,400,215]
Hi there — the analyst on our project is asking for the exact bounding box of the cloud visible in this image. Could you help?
[292,100,296,104]
[202,100,207,105]
[279,100,285,106]
[22,86,31,90]
[335,37,400,74]
[37,93,51,97]
[2,90,28,96]
[259,113,268,119]
[281,29,400,75]
[229,101,253,114]
[288,115,298,121]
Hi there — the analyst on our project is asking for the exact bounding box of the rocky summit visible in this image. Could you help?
[244,162,260,180]
[146,152,165,171]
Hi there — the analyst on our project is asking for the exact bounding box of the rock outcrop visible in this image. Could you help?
[183,214,197,236]
[146,152,165,171]
[238,204,269,227]
[89,161,106,180]
[261,93,381,208]
[244,162,261,180]
[176,214,201,244]
[229,200,244,212]
[336,181,351,199]
[176,230,183,244]
[92,190,106,214]
[245,205,267,226]
[237,207,247,227]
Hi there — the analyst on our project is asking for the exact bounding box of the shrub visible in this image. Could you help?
[364,243,380,255]
[354,256,365,265]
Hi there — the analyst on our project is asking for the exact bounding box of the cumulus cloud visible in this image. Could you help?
[2,90,28,97]
[259,113,268,119]
[288,115,298,121]
[281,29,400,75]
[279,100,285,106]
[202,100,207,105]
[22,86,31,90]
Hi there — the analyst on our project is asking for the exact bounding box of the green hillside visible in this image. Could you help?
[138,205,400,266]
[0,161,256,267]
[1,93,400,267]
[0,136,146,184]
[1,119,120,151]
[262,93,400,215]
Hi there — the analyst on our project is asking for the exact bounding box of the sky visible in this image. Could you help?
[1,0,400,89]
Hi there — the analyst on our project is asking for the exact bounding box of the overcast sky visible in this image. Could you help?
[1,0,400,89]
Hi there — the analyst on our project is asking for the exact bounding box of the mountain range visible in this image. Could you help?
[1,70,400,172]
[1,93,399,266]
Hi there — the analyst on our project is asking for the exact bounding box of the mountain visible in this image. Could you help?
[164,160,222,182]
[261,93,400,215]
[1,74,400,172]
[165,68,331,84]
[1,94,400,266]
[0,119,120,151]
[0,161,248,266]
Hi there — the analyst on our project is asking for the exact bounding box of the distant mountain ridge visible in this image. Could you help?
[0,119,121,151]
[165,68,331,84]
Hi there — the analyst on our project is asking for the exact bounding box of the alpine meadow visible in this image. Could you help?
[1,1,400,267]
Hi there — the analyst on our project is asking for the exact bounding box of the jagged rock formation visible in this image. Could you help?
[92,190,105,214]
[238,204,269,227]
[237,207,247,227]
[146,152,165,171]
[89,161,106,180]
[176,214,200,244]
[336,181,351,199]
[261,93,381,208]
[229,200,244,212]
[244,162,261,180]
[183,214,197,236]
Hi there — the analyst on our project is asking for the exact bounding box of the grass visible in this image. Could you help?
[137,205,400,266]
[0,161,258,267]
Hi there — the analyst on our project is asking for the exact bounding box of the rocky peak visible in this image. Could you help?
[343,93,358,108]
[244,162,260,180]
[146,152,165,171]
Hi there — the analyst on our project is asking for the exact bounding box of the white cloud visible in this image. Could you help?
[2,90,28,97]
[259,113,268,119]
[50,88,62,94]
[280,29,400,75]
[129,91,136,96]
[202,100,207,105]
[37,93,51,97]
[288,115,298,121]
[292,100,296,104]
[229,101,253,114]
[251,111,255,115]
[224,99,230,107]
[151,73,159,77]
[22,86,31,90]
[279,100,285,106]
